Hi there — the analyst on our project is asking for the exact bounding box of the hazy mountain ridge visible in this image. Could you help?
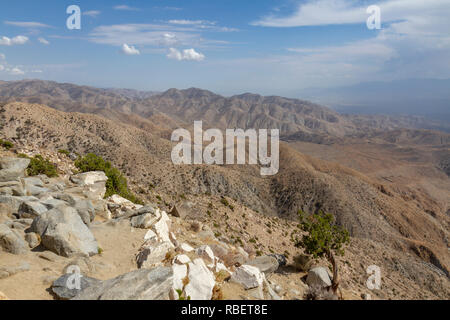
[1,80,448,138]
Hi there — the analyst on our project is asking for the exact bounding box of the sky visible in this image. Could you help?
[0,0,449,99]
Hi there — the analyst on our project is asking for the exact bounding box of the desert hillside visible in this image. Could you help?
[0,99,449,300]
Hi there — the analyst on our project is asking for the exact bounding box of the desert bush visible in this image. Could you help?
[58,149,70,156]
[75,153,143,204]
[26,155,58,177]
[293,210,349,294]
[0,139,14,149]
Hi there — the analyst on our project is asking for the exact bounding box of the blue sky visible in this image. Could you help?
[0,0,449,98]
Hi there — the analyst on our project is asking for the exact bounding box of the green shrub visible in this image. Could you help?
[27,155,58,177]
[58,149,70,156]
[0,139,14,149]
[74,153,143,204]
[294,210,350,294]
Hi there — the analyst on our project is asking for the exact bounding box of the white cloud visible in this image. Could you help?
[89,24,200,47]
[244,0,450,88]
[38,37,49,45]
[0,65,4,71]
[89,22,234,49]
[84,10,101,17]
[253,0,450,29]
[114,5,139,11]
[167,48,205,61]
[0,35,29,46]
[169,20,215,25]
[0,53,5,60]
[121,43,140,55]
[4,21,51,28]
[9,67,25,75]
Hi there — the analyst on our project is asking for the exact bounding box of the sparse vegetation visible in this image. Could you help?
[74,153,143,204]
[293,210,350,294]
[57,149,70,156]
[0,138,13,149]
[21,154,59,177]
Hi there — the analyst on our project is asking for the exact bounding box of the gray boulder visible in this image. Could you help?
[136,205,156,215]
[5,218,33,230]
[306,267,332,288]
[40,197,69,210]
[70,171,107,200]
[25,232,41,248]
[0,157,30,182]
[51,274,102,300]
[22,177,44,187]
[270,254,287,267]
[169,201,195,219]
[72,267,173,300]
[131,211,160,229]
[18,200,48,218]
[73,199,95,225]
[247,255,279,274]
[0,181,25,196]
[0,195,39,212]
[24,185,50,196]
[0,223,28,254]
[30,206,99,257]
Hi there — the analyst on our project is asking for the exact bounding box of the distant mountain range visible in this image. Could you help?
[0,79,448,137]
[300,79,450,126]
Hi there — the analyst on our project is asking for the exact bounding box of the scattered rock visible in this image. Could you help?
[0,157,30,182]
[0,223,28,254]
[152,210,171,243]
[169,201,195,219]
[136,241,174,268]
[72,267,174,300]
[179,243,194,253]
[25,232,41,248]
[171,263,188,298]
[196,245,215,263]
[184,258,216,300]
[269,254,287,267]
[18,200,48,219]
[144,230,157,241]
[174,254,191,265]
[209,243,229,261]
[306,267,332,288]
[30,206,99,257]
[51,273,102,300]
[247,256,279,274]
[70,171,107,199]
[131,210,161,229]
[230,265,264,289]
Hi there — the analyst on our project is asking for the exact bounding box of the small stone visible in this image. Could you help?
[174,254,191,265]
[306,267,332,288]
[179,243,194,253]
[25,232,41,248]
[230,265,264,289]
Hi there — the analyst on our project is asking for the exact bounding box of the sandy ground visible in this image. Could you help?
[0,220,147,300]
